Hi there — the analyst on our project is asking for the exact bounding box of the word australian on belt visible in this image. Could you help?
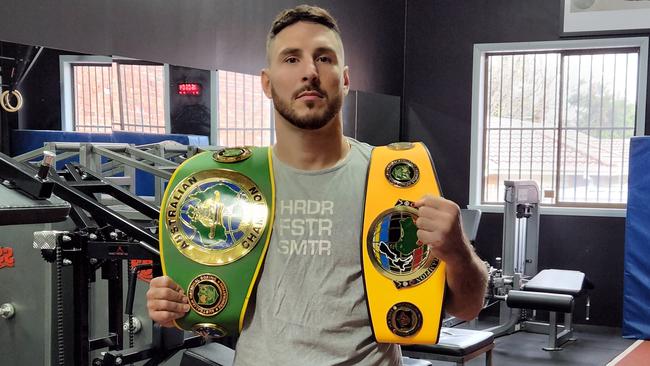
[362,141,446,344]
[159,146,275,338]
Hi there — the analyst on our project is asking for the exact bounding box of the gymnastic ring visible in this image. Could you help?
[1,91,11,112]
[2,90,23,112]
[1,90,23,112]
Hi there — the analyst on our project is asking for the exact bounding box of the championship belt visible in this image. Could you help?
[159,146,274,338]
[361,142,446,344]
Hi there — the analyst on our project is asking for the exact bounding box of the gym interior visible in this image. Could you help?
[1,1,649,365]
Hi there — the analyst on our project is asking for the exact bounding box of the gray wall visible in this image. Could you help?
[344,91,402,146]
[404,0,649,327]
[0,0,404,153]
[16,48,68,130]
[0,0,405,96]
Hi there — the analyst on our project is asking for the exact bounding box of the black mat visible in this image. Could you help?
[421,323,633,366]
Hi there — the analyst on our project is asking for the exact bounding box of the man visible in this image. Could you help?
[147,5,488,365]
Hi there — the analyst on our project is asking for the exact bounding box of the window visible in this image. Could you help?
[64,58,276,144]
[470,38,648,215]
[216,70,274,147]
[68,59,165,133]
[72,64,113,132]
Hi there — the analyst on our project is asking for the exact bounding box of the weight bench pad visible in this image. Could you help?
[524,269,585,296]
[401,327,494,356]
[402,357,433,366]
[181,343,235,366]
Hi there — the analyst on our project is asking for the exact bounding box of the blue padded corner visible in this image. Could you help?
[623,136,650,339]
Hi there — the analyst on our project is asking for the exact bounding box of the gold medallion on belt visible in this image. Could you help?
[367,202,441,289]
[164,169,269,266]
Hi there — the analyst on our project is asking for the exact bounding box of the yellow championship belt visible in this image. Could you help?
[361,142,446,344]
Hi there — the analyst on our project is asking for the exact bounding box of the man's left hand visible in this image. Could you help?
[414,195,487,320]
[413,195,470,267]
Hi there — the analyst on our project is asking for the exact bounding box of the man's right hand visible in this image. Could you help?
[146,276,190,328]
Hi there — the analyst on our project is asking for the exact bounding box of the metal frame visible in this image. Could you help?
[0,148,209,365]
[484,180,577,350]
[488,180,541,337]
[13,141,198,205]
[522,313,575,351]
[501,180,540,280]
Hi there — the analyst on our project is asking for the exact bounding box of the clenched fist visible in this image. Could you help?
[414,195,488,320]
[413,195,469,267]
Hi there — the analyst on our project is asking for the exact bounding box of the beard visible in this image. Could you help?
[271,83,342,130]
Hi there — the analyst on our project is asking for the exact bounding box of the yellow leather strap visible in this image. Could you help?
[362,142,446,344]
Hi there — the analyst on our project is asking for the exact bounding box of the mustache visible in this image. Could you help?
[293,84,327,99]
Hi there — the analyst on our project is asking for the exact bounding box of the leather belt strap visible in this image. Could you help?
[160,146,275,338]
[361,142,446,344]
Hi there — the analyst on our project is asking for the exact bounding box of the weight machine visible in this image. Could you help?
[484,180,592,350]
[0,144,214,365]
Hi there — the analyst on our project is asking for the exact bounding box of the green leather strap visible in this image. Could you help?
[159,147,274,337]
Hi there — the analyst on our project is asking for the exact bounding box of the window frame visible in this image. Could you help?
[60,55,171,134]
[469,37,649,217]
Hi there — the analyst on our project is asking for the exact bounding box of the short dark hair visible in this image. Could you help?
[266,5,341,54]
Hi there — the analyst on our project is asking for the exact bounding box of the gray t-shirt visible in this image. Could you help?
[233,138,401,366]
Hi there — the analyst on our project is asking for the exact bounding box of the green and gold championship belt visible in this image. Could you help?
[160,147,274,338]
[361,142,446,344]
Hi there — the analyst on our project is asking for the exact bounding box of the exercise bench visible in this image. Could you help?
[401,327,495,366]
[515,269,591,350]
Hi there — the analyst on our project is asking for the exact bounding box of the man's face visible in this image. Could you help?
[263,21,349,130]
